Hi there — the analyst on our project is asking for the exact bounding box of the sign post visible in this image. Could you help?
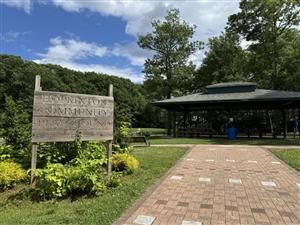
[30,75,114,184]
[31,75,41,185]
[106,84,113,174]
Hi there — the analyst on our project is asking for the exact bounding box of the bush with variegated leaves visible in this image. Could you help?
[0,161,27,190]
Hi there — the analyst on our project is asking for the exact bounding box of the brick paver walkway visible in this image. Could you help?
[116,145,300,225]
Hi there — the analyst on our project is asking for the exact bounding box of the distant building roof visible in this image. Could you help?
[206,82,257,94]
[206,82,256,89]
[154,82,300,110]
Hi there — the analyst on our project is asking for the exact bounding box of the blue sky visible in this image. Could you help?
[1,0,240,82]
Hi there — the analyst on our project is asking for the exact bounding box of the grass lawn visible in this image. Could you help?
[272,149,300,171]
[149,137,300,146]
[0,147,186,225]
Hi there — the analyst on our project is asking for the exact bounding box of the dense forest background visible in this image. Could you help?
[0,54,164,129]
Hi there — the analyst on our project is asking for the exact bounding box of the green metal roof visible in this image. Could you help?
[154,82,300,110]
[206,82,257,94]
[206,82,256,88]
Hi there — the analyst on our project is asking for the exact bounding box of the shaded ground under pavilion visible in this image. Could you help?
[154,82,300,139]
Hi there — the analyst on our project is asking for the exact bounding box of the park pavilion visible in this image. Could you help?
[154,82,300,139]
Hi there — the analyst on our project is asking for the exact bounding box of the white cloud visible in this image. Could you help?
[1,0,32,13]
[34,59,144,83]
[34,37,143,83]
[189,50,206,68]
[0,30,30,42]
[4,1,242,81]
[47,0,240,41]
[42,0,240,67]
[37,36,108,62]
[112,42,152,66]
[2,1,240,41]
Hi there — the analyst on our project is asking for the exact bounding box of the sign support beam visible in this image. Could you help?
[30,144,38,185]
[107,84,113,174]
[31,75,41,185]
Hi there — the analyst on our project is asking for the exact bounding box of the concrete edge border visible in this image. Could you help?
[111,145,195,225]
[150,144,300,149]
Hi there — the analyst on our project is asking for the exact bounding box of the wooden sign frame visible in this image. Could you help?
[31,75,114,184]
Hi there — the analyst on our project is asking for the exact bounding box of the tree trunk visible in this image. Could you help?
[267,110,274,136]
[271,20,279,89]
[167,110,172,136]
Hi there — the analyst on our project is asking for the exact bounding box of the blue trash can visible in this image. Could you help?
[227,127,236,140]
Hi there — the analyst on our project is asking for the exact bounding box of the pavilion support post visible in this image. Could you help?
[258,110,263,139]
[172,111,176,138]
[196,113,200,138]
[183,110,187,137]
[167,111,172,136]
[282,109,287,139]
[299,109,300,139]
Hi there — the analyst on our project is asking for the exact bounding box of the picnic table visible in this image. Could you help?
[130,132,150,146]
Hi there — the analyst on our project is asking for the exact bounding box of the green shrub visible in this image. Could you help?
[0,161,27,190]
[37,143,67,168]
[113,144,133,154]
[116,122,131,145]
[102,172,122,188]
[73,141,107,164]
[0,145,14,161]
[34,163,107,199]
[0,144,31,169]
[33,141,109,199]
[111,153,139,173]
[3,96,31,150]
[34,163,68,198]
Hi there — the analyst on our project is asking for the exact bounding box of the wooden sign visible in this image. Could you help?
[30,75,114,184]
[32,91,113,142]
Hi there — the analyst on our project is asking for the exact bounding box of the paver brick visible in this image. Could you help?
[115,145,300,225]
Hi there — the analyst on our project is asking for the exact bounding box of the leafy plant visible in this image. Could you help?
[1,96,32,168]
[0,145,13,161]
[34,163,68,198]
[111,153,139,174]
[37,143,67,167]
[34,163,107,199]
[112,144,133,154]
[116,122,131,145]
[73,141,107,164]
[33,140,109,199]
[102,172,122,188]
[0,161,27,190]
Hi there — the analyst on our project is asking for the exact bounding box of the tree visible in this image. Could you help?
[275,29,300,91]
[228,0,300,89]
[138,8,203,99]
[3,96,31,150]
[138,9,203,134]
[195,31,249,91]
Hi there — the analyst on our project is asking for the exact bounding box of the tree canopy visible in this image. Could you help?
[0,54,146,128]
[194,31,249,91]
[228,0,300,89]
[138,9,203,99]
